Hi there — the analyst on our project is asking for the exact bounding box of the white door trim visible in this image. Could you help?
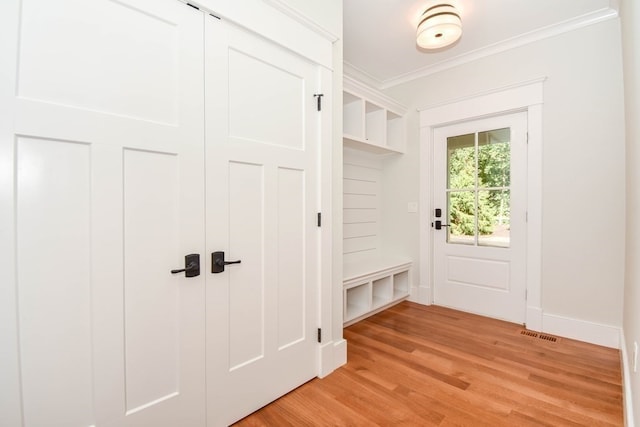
[0,0,21,424]
[418,78,545,330]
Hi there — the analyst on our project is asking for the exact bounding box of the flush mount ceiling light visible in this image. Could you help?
[416,3,462,50]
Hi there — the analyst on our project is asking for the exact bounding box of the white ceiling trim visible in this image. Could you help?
[345,6,619,91]
[262,0,339,42]
[343,61,385,89]
[344,75,408,114]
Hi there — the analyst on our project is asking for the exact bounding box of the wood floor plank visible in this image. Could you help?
[234,302,623,426]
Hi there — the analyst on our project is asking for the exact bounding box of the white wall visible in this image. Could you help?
[383,18,626,328]
[380,115,421,275]
[621,0,640,423]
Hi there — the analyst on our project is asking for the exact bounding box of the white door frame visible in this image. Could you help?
[418,78,545,330]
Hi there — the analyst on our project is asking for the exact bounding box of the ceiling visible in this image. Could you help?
[343,0,618,89]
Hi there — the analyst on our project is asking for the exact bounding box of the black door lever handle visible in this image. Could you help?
[212,251,241,273]
[433,220,450,230]
[215,259,241,267]
[171,254,200,277]
[171,262,197,274]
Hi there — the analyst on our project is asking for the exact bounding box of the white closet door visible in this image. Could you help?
[204,17,321,426]
[7,0,206,425]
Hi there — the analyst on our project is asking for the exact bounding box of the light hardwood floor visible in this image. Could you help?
[235,301,623,426]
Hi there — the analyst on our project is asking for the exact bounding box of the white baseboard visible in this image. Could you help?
[408,285,419,303]
[417,285,431,305]
[542,312,620,349]
[526,306,543,331]
[334,338,347,367]
[407,300,617,348]
[620,331,636,427]
[318,338,347,378]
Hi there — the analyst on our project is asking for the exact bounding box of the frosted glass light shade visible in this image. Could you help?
[416,4,462,49]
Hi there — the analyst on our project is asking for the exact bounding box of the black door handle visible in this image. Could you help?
[171,253,200,277]
[434,220,450,230]
[212,251,241,273]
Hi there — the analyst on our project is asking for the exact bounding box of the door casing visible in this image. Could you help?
[418,79,544,330]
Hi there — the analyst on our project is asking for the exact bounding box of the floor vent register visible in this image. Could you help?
[520,329,559,343]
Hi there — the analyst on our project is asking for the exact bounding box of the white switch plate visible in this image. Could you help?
[407,202,418,213]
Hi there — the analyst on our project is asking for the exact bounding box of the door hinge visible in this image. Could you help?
[526,211,528,222]
[313,94,324,111]
[317,328,322,343]
[526,132,529,144]
[525,290,528,301]
[317,212,321,227]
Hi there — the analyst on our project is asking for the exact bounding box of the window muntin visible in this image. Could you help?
[446,128,511,248]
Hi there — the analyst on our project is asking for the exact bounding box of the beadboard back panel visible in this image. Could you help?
[343,149,383,265]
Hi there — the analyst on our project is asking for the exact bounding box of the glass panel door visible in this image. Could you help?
[433,111,527,324]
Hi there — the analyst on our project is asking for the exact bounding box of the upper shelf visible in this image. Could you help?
[342,78,407,155]
[342,135,404,155]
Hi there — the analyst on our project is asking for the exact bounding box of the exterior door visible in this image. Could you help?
[433,113,527,323]
[3,0,207,425]
[204,17,322,426]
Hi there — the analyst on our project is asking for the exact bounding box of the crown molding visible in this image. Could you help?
[343,61,383,89]
[343,75,408,114]
[262,0,339,42]
[344,6,619,90]
[382,7,618,89]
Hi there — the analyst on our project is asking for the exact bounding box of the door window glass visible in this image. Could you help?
[446,128,511,247]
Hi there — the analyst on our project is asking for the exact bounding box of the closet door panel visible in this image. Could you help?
[17,0,179,124]
[9,1,207,426]
[16,137,93,427]
[205,17,321,426]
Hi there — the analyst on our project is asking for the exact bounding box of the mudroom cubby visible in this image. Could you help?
[342,76,412,326]
[343,260,411,326]
[342,76,406,154]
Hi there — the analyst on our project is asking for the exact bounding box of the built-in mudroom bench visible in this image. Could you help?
[343,258,411,326]
[342,76,412,326]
